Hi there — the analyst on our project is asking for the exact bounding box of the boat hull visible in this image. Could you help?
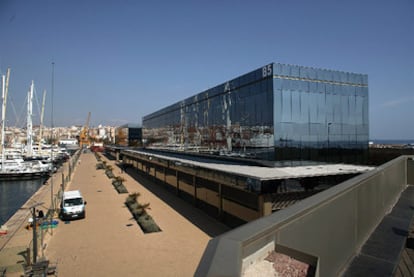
[0,171,50,181]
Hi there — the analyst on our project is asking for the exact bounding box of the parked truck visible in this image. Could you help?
[60,190,87,220]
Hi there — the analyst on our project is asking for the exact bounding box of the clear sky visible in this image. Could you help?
[0,0,413,140]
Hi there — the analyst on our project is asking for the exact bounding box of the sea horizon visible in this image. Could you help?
[370,139,414,145]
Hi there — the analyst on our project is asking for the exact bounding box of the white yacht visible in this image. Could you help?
[0,75,51,180]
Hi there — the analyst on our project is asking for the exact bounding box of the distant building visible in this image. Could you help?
[115,124,142,147]
[59,138,78,146]
[59,138,79,151]
[142,63,369,163]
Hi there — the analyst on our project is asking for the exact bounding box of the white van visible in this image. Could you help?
[60,190,87,220]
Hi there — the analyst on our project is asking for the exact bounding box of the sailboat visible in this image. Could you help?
[0,71,51,180]
[23,87,69,170]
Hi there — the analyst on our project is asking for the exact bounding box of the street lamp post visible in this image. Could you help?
[28,202,44,264]
[50,62,55,233]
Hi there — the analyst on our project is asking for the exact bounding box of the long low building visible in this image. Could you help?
[123,149,372,182]
[119,148,373,227]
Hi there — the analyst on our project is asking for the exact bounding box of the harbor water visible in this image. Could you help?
[0,178,46,226]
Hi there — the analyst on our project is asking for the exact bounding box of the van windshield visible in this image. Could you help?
[64,198,83,207]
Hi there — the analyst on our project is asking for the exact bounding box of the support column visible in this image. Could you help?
[218,183,223,218]
[163,167,166,184]
[176,170,180,196]
[258,194,273,216]
[193,175,197,206]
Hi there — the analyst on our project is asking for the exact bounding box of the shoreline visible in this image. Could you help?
[0,153,79,275]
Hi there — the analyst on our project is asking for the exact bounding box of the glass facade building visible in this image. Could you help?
[143,63,368,163]
[115,124,142,147]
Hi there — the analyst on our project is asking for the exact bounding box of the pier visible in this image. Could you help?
[0,151,229,276]
[0,152,78,276]
[1,150,413,276]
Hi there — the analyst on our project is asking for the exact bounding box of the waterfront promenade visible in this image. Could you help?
[0,151,229,276]
[0,156,70,276]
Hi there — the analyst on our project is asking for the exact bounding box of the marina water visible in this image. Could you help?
[0,178,46,226]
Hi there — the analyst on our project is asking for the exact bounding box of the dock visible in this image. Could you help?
[2,150,412,276]
[0,151,229,276]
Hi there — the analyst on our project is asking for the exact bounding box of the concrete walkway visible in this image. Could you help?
[1,151,229,276]
[0,157,71,276]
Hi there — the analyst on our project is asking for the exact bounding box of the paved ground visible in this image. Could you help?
[1,151,229,276]
[0,159,70,276]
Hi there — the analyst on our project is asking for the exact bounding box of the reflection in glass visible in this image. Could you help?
[143,63,368,163]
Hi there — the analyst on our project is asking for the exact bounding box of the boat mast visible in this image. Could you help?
[38,89,46,154]
[26,81,34,157]
[1,68,10,172]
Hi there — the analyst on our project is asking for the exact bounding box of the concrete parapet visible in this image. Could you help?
[196,155,413,276]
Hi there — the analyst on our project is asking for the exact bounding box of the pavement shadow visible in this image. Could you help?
[17,249,29,265]
[120,165,230,237]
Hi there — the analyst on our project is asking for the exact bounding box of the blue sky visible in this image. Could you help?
[0,0,413,140]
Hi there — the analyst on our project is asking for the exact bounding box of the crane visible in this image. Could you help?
[79,112,91,148]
